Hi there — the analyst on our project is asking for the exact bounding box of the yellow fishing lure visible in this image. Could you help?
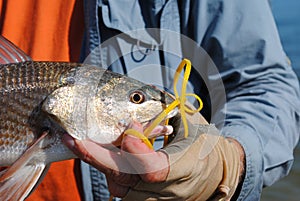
[124,59,203,149]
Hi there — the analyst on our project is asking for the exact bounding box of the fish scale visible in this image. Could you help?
[0,61,81,165]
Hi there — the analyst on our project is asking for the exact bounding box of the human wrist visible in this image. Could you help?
[227,138,246,182]
[225,137,246,200]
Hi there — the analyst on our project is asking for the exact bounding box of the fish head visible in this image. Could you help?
[42,65,177,144]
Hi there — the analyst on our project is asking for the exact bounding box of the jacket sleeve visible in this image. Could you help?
[200,0,300,200]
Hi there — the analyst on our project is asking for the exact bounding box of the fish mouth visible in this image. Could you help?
[141,107,179,131]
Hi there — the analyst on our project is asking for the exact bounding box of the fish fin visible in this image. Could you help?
[27,164,51,197]
[0,35,32,64]
[0,132,49,201]
[0,163,47,201]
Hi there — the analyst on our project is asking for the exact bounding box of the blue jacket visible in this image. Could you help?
[79,0,300,200]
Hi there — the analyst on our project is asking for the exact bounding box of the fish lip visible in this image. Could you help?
[161,90,176,106]
[166,107,179,119]
[147,84,175,106]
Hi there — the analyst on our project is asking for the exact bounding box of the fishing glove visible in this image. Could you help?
[123,113,243,201]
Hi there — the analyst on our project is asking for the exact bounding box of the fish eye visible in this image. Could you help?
[129,91,145,104]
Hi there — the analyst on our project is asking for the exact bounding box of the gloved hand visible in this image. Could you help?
[63,112,244,201]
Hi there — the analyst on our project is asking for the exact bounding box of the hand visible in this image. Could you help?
[63,122,172,197]
[63,119,245,200]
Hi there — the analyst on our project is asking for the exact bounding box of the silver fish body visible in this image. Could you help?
[0,61,79,166]
[0,61,176,200]
[42,64,174,144]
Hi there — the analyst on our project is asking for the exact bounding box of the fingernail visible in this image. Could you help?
[153,125,173,135]
[148,125,173,138]
[163,125,173,135]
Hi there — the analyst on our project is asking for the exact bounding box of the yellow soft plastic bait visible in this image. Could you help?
[124,59,203,149]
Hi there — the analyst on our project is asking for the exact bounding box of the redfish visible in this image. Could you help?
[0,36,176,200]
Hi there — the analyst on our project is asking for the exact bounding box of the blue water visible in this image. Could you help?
[271,0,300,77]
[261,1,300,201]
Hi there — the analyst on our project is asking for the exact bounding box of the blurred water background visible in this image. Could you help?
[261,0,300,200]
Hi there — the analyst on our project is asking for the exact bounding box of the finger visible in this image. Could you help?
[121,123,169,183]
[63,134,135,174]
